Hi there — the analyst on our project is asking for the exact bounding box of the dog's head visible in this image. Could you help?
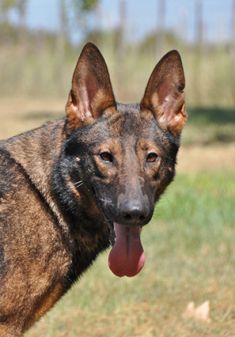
[62,43,186,276]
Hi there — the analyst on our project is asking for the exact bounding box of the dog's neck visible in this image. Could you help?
[1,120,70,235]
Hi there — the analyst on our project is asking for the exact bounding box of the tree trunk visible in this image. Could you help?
[231,0,235,57]
[17,0,27,44]
[116,0,127,98]
[231,0,235,103]
[57,0,67,94]
[195,0,203,50]
[156,0,166,56]
[194,0,204,106]
[117,0,127,62]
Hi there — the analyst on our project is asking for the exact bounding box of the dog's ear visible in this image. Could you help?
[140,50,187,136]
[66,43,116,133]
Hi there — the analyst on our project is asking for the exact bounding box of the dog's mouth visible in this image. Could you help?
[108,223,145,277]
[92,192,145,278]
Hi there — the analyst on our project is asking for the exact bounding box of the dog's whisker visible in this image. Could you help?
[99,197,112,205]
[74,180,83,185]
[74,180,84,188]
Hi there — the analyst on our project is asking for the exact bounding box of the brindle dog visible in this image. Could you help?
[0,43,186,336]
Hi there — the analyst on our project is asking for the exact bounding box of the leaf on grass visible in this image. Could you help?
[183,300,211,323]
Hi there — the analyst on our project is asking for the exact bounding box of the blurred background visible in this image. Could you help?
[1,0,235,144]
[0,1,234,336]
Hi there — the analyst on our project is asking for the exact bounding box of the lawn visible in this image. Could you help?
[25,171,235,337]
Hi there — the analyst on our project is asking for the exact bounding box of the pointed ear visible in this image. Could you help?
[140,50,187,136]
[66,43,116,133]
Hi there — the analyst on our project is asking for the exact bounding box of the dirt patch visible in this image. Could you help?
[0,97,64,139]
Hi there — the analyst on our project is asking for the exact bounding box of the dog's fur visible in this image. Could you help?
[0,43,186,336]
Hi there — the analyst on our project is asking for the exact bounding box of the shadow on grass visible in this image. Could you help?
[184,107,235,144]
[21,110,63,120]
[188,107,235,125]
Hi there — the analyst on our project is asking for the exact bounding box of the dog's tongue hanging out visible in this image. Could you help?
[108,223,145,277]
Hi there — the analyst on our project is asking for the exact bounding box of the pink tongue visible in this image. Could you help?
[108,223,145,277]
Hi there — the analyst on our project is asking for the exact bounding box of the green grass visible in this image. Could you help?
[26,172,235,337]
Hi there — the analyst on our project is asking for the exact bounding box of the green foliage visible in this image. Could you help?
[0,0,27,14]
[80,0,98,11]
[70,0,98,13]
[0,0,17,11]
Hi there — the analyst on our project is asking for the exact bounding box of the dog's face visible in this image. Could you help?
[65,106,179,226]
[63,43,186,276]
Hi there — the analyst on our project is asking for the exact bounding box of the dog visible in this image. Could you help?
[0,42,186,336]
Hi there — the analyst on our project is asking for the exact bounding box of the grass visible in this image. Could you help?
[25,172,235,337]
[1,43,235,108]
[183,107,235,145]
[0,98,234,337]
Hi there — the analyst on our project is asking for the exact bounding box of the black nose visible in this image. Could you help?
[118,200,150,226]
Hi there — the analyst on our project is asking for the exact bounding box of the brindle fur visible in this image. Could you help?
[0,43,186,336]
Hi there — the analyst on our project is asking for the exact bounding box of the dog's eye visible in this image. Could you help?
[146,152,158,163]
[99,151,114,163]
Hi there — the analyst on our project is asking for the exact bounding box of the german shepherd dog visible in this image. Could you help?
[0,43,186,336]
